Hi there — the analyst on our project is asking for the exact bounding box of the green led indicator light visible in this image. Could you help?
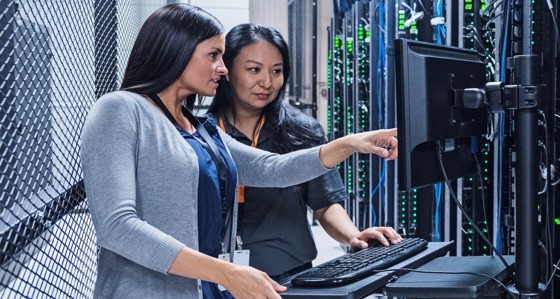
[554,218,560,225]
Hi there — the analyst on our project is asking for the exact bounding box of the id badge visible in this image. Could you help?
[218,253,231,262]
[217,250,250,291]
[233,249,250,266]
[217,253,231,292]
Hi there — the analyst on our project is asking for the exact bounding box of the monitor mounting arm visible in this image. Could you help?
[454,78,544,113]
[454,55,547,297]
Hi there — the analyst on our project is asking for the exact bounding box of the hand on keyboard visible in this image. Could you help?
[349,226,403,251]
[291,238,428,287]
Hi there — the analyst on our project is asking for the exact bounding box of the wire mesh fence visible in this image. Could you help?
[0,1,164,298]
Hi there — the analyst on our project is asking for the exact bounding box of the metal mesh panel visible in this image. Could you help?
[1,1,164,297]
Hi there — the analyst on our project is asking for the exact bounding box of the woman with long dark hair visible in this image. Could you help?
[81,5,398,298]
[208,23,402,281]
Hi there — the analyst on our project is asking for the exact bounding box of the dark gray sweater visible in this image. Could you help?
[80,91,330,298]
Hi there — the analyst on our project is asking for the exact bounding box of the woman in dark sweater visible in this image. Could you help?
[208,23,402,281]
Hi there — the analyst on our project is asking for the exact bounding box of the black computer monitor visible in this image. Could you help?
[395,39,489,190]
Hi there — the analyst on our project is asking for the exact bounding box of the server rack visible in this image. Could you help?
[326,0,558,296]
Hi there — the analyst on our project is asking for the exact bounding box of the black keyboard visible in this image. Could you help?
[291,237,428,287]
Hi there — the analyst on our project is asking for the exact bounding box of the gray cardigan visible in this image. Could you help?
[80,91,330,298]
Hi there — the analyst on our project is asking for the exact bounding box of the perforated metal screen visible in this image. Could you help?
[0,1,164,298]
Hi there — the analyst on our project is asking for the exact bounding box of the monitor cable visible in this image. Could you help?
[435,141,509,270]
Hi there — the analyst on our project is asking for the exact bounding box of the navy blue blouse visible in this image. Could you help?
[178,117,237,299]
[177,116,237,257]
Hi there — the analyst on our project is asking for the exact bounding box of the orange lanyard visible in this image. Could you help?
[219,115,265,203]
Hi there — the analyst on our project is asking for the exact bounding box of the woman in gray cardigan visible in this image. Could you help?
[80,4,397,299]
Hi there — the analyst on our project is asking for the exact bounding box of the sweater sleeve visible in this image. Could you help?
[218,129,331,187]
[81,94,185,274]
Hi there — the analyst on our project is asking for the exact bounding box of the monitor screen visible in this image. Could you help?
[395,39,489,190]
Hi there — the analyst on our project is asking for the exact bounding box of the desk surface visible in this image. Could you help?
[280,241,453,299]
[384,255,515,298]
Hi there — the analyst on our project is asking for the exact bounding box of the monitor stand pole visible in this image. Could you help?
[508,55,545,298]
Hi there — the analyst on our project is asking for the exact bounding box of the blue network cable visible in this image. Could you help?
[370,0,386,227]
[370,160,386,227]
[431,0,445,243]
[495,0,511,255]
[435,0,446,44]
[434,183,442,242]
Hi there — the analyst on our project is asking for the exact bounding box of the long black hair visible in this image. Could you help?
[208,23,325,153]
[120,4,224,108]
